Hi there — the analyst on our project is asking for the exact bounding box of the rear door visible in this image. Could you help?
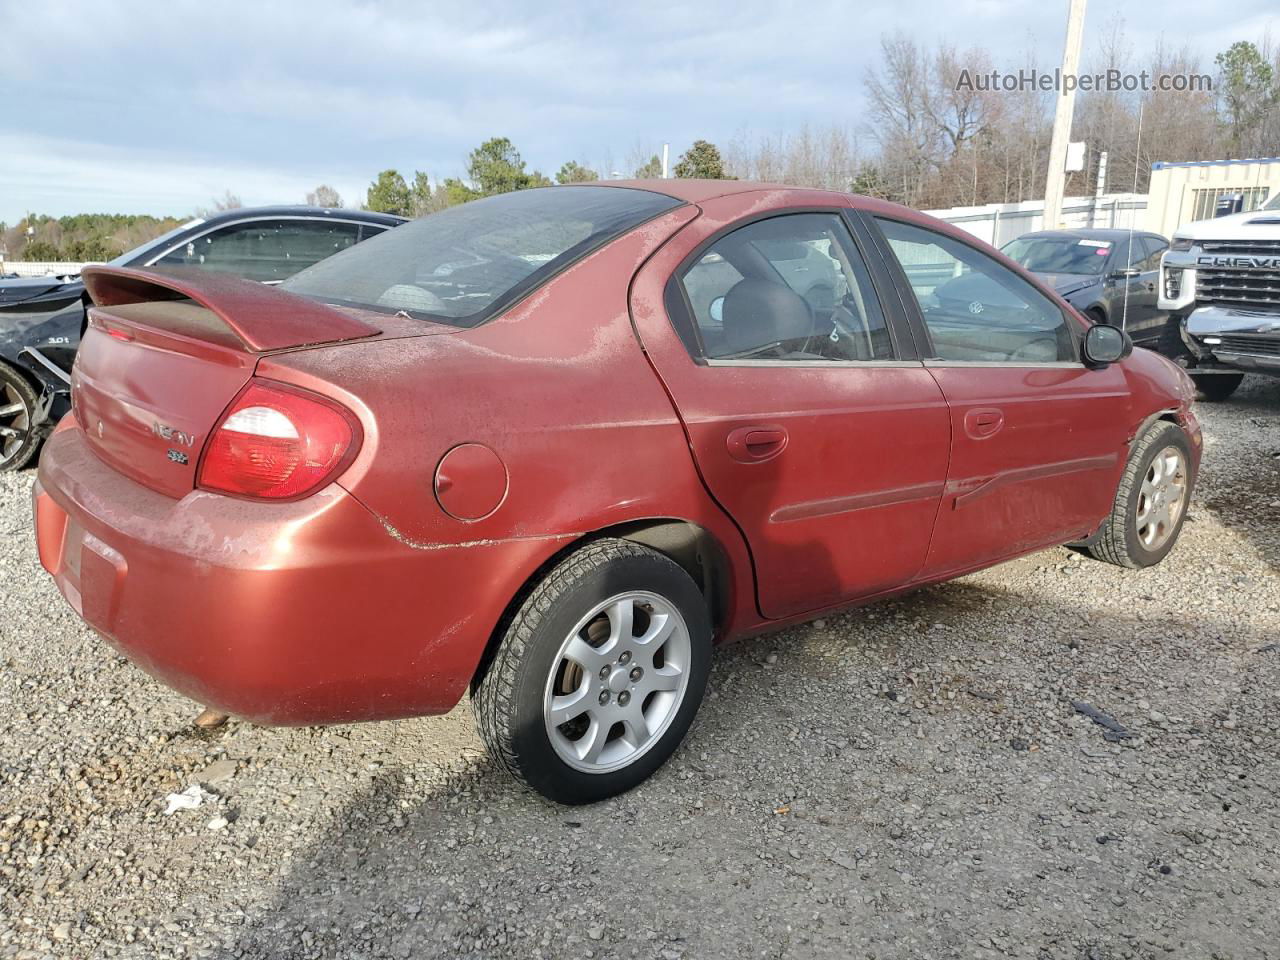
[866,214,1133,577]
[630,197,950,620]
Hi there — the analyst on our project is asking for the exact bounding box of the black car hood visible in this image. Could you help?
[1034,272,1097,298]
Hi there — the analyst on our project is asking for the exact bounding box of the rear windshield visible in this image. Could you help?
[281,186,681,327]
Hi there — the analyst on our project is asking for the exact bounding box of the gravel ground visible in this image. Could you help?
[2,376,1278,960]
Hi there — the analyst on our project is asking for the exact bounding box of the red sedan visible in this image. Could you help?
[33,181,1201,803]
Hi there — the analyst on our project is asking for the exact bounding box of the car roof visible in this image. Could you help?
[197,205,407,227]
[1014,228,1162,242]
[587,180,975,230]
[593,178,835,204]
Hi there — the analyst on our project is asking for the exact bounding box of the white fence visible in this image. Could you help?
[924,193,1149,248]
[0,260,101,278]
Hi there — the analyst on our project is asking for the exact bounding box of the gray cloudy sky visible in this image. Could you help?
[1,0,1276,222]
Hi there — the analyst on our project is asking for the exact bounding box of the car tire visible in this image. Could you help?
[1082,420,1193,569]
[473,538,712,804]
[1189,372,1243,402]
[0,362,41,472]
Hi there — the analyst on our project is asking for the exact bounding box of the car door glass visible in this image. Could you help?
[875,218,1077,364]
[1139,237,1167,271]
[1115,236,1146,271]
[155,220,361,282]
[679,213,893,361]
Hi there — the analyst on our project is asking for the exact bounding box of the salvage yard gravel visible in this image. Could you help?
[2,377,1278,959]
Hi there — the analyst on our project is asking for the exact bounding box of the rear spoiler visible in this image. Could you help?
[80,266,380,353]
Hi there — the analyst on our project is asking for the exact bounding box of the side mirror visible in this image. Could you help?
[709,296,725,324]
[1108,267,1140,281]
[1083,323,1132,366]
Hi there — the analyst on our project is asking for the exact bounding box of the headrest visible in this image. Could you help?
[720,279,813,355]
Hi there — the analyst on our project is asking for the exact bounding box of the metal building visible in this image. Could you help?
[1145,158,1280,237]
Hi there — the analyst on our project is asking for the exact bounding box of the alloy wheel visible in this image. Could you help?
[543,591,692,774]
[1136,445,1187,550]
[0,381,31,467]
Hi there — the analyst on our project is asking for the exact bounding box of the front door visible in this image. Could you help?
[631,202,951,620]
[868,215,1135,576]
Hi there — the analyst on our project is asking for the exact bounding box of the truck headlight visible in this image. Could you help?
[1164,267,1183,300]
[1170,237,1193,252]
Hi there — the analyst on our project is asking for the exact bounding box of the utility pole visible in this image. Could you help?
[1043,0,1087,230]
[661,143,670,179]
[1093,150,1108,227]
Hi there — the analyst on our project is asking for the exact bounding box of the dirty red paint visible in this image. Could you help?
[33,182,1202,726]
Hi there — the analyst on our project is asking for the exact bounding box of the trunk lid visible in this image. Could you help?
[72,266,384,498]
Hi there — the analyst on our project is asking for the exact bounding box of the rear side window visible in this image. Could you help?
[876,218,1077,364]
[154,220,360,282]
[679,213,893,362]
[282,186,681,327]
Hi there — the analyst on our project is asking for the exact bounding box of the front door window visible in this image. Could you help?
[876,218,1077,364]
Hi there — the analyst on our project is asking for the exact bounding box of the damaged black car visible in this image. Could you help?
[0,206,405,470]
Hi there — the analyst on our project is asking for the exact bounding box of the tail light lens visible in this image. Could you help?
[198,380,361,501]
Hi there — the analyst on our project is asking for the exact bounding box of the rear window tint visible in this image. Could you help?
[281,186,681,327]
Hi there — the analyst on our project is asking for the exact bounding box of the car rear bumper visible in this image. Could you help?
[34,424,560,725]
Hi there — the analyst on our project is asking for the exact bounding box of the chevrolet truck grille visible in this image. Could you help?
[1196,268,1280,308]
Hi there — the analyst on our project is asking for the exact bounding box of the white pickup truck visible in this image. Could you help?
[1158,192,1280,400]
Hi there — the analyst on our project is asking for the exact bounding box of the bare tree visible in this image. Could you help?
[195,190,243,218]
[722,125,863,191]
[306,185,343,207]
[926,45,1002,154]
[864,33,941,206]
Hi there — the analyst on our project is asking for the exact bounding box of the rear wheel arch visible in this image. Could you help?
[468,518,735,694]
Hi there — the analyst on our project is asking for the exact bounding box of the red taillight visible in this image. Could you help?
[197,380,361,501]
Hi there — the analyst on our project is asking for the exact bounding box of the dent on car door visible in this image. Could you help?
[868,215,1133,576]
[630,201,951,620]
